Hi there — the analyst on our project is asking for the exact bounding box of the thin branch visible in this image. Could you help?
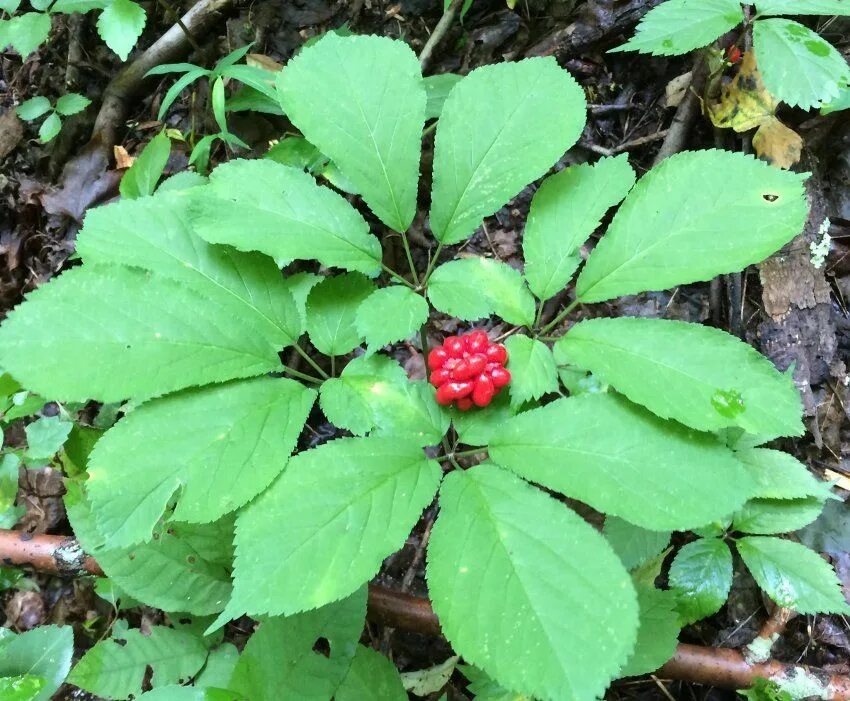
[419,0,462,72]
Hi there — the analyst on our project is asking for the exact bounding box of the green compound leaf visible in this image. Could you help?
[603,517,671,572]
[756,0,850,14]
[67,481,234,615]
[503,334,558,408]
[5,12,51,57]
[96,0,146,60]
[229,589,365,701]
[0,266,287,402]
[424,73,463,120]
[0,626,73,701]
[16,96,51,120]
[610,0,744,56]
[320,355,449,446]
[120,130,171,199]
[227,437,441,617]
[429,57,586,245]
[78,193,302,342]
[277,33,425,232]
[576,150,808,303]
[187,159,382,275]
[523,154,635,301]
[428,257,535,326]
[336,645,407,701]
[355,285,429,355]
[733,497,825,535]
[668,538,733,625]
[618,584,680,678]
[427,464,638,701]
[489,394,755,531]
[822,84,850,114]
[754,18,850,110]
[736,536,850,614]
[450,388,516,447]
[737,448,834,501]
[556,317,804,438]
[53,92,90,116]
[68,626,207,699]
[84,377,314,548]
[306,273,376,356]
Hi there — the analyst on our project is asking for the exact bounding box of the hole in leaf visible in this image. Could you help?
[312,636,331,657]
[763,193,779,202]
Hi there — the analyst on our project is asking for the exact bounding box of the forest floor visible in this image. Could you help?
[2,0,850,699]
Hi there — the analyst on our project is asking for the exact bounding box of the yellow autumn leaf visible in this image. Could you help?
[753,118,803,170]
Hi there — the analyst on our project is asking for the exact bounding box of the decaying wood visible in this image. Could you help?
[2,529,849,697]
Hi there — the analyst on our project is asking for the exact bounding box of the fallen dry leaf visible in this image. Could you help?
[664,71,692,108]
[247,53,283,72]
[707,51,802,169]
[0,109,24,160]
[113,144,134,169]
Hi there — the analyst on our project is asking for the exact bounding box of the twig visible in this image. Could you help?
[581,129,669,157]
[93,0,236,148]
[744,606,798,664]
[652,53,708,166]
[155,0,202,53]
[419,0,462,72]
[4,530,849,698]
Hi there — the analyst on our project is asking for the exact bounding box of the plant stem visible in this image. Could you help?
[282,366,323,384]
[330,355,336,378]
[538,299,580,336]
[381,263,417,290]
[400,232,421,286]
[293,343,329,380]
[421,242,444,288]
[419,326,430,369]
[533,299,544,329]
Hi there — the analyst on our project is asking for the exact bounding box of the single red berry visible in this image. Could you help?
[452,354,486,381]
[726,45,742,64]
[485,344,507,364]
[428,347,448,370]
[444,336,464,358]
[429,368,450,387]
[466,330,489,353]
[489,366,511,388]
[472,374,495,407]
[456,396,474,411]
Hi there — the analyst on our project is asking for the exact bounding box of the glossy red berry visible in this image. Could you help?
[428,330,510,409]
[726,45,742,64]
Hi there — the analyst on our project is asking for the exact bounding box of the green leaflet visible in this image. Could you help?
[460,665,533,701]
[66,482,234,615]
[822,84,850,115]
[96,0,146,60]
[423,73,463,120]
[84,377,315,547]
[77,193,302,341]
[0,626,73,701]
[576,150,808,303]
[756,0,850,14]
[488,394,755,530]
[503,334,559,407]
[450,389,515,446]
[355,285,429,355]
[336,645,407,701]
[68,626,208,699]
[617,584,680,678]
[799,499,850,554]
[736,536,850,614]
[187,159,382,275]
[0,675,46,701]
[603,517,671,571]
[753,18,850,109]
[668,538,733,624]
[305,273,376,356]
[228,589,365,700]
[427,464,638,701]
[24,415,72,460]
[732,497,825,535]
[277,33,425,232]
[319,354,449,446]
[3,12,51,57]
[736,448,834,500]
[556,317,804,437]
[610,0,743,56]
[0,266,286,403]
[226,437,441,617]
[428,257,536,326]
[120,130,171,199]
[523,154,635,301]
[138,687,245,700]
[429,58,586,245]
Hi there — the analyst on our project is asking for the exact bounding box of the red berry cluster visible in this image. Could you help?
[428,330,510,411]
